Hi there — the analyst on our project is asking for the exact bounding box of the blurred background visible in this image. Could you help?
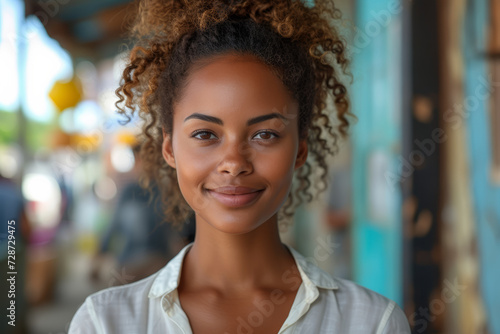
[0,0,499,333]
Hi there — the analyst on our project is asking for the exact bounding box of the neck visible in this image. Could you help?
[181,214,299,294]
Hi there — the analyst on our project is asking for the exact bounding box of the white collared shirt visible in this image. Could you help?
[69,243,411,333]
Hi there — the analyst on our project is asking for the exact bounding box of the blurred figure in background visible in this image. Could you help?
[0,171,31,334]
[91,143,195,285]
[325,159,352,280]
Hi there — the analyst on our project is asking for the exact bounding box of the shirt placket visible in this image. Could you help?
[161,290,193,334]
[278,279,320,333]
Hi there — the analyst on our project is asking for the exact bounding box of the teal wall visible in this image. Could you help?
[351,0,404,305]
[463,0,500,332]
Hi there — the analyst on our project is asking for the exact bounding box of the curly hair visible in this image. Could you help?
[115,0,355,229]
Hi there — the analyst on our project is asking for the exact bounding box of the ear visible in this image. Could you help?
[294,139,308,170]
[162,129,176,169]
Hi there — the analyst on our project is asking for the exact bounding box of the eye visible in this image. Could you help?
[191,130,218,140]
[253,131,279,141]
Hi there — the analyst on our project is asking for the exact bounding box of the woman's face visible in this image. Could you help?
[162,53,308,234]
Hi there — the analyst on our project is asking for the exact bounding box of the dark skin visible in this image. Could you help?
[162,53,308,333]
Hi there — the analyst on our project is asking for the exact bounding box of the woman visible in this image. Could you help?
[69,0,411,333]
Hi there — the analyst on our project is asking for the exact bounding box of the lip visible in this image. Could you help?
[206,186,264,207]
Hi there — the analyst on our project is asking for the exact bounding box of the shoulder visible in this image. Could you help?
[68,273,159,334]
[332,277,392,308]
[287,245,410,332]
[323,277,411,333]
[90,272,156,305]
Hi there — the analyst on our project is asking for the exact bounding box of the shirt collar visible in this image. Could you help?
[148,242,191,299]
[286,245,339,290]
[148,242,339,300]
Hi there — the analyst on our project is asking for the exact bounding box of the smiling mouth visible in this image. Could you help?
[207,189,264,208]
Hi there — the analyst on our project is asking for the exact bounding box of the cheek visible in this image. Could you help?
[172,135,215,180]
[256,144,296,191]
[172,145,215,211]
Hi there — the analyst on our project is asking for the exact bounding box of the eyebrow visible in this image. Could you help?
[184,112,287,126]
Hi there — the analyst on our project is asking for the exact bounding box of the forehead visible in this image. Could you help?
[174,53,297,117]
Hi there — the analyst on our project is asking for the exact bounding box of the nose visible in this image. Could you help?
[216,141,254,176]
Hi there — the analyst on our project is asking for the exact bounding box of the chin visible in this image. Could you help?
[212,219,264,235]
[200,212,275,235]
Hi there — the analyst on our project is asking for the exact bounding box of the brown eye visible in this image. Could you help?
[259,132,271,140]
[253,131,279,141]
[192,131,217,140]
